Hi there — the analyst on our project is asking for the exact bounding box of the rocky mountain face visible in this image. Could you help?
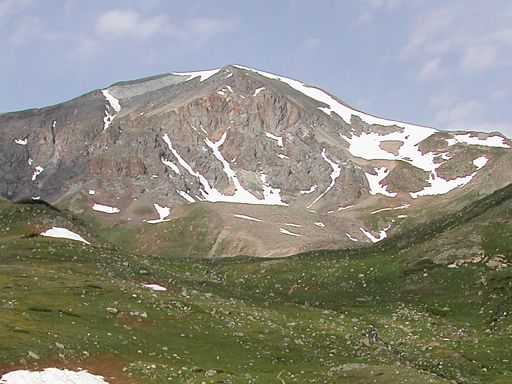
[1,65,511,256]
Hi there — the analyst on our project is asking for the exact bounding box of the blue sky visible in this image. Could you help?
[1,0,511,136]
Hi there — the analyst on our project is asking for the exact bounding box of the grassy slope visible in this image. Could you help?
[0,189,511,383]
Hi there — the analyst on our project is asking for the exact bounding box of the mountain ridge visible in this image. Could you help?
[1,64,510,256]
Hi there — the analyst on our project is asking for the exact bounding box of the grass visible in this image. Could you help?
[0,187,511,383]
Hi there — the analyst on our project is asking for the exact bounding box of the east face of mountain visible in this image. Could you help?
[1,65,511,256]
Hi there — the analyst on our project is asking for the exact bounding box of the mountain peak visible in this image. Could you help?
[1,65,511,256]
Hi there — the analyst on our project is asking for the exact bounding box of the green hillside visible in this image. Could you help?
[0,187,511,383]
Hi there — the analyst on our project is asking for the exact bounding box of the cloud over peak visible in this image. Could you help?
[95,9,173,40]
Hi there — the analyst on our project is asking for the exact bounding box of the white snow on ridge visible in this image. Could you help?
[234,214,263,222]
[14,138,27,145]
[234,65,432,130]
[307,149,341,208]
[142,283,167,291]
[265,132,284,147]
[365,167,397,197]
[177,190,195,203]
[338,205,354,211]
[346,233,358,242]
[473,155,489,169]
[173,68,221,82]
[340,128,438,172]
[253,87,265,96]
[0,368,109,384]
[101,89,121,130]
[32,166,44,181]
[341,128,494,199]
[92,203,120,214]
[410,172,474,199]
[161,157,181,174]
[360,226,390,243]
[163,133,287,206]
[40,227,90,245]
[446,133,509,148]
[371,204,410,215]
[280,228,301,237]
[300,185,317,195]
[147,203,171,224]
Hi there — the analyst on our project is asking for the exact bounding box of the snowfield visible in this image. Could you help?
[40,227,90,245]
[146,203,171,224]
[163,133,288,206]
[0,368,109,384]
[92,203,120,214]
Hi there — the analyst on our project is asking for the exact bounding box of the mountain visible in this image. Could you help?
[1,64,511,257]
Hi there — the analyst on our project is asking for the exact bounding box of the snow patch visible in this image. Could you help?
[142,283,167,291]
[360,226,390,243]
[338,205,354,211]
[88,190,96,195]
[285,223,302,228]
[101,89,121,130]
[371,204,410,215]
[173,68,221,82]
[340,128,437,172]
[177,190,195,203]
[365,167,397,197]
[163,133,287,206]
[234,214,263,222]
[277,154,289,159]
[253,87,265,96]
[346,233,358,242]
[314,222,325,227]
[307,149,341,208]
[265,132,284,147]
[300,185,317,195]
[147,203,171,224]
[446,133,509,148]
[0,368,109,384]
[32,166,44,181]
[92,203,120,214]
[473,155,489,170]
[14,138,27,145]
[410,172,474,199]
[279,228,301,237]
[161,157,180,174]
[41,227,90,245]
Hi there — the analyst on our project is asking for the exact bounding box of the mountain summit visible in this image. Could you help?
[1,65,511,256]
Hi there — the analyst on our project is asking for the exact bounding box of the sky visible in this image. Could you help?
[1,0,511,136]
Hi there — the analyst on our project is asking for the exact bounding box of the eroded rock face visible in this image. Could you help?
[1,65,511,256]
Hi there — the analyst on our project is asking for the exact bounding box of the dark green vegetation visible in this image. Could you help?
[0,186,511,383]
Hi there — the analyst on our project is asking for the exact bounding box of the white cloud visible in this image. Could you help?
[460,45,497,73]
[8,16,49,45]
[181,17,236,41]
[95,9,173,40]
[400,2,512,75]
[0,0,32,23]
[416,57,442,81]
[434,99,512,136]
[303,38,320,50]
